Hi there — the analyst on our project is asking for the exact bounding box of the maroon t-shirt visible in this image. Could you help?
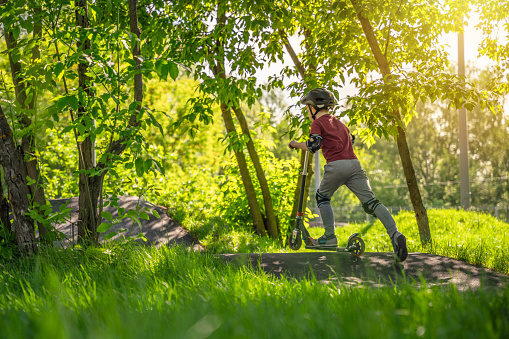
[310,114,357,163]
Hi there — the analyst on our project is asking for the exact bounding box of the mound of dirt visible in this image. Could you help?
[50,196,203,250]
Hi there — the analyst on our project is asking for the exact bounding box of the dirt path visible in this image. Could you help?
[220,252,509,291]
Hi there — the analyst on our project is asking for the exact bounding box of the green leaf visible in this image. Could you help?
[54,62,65,81]
[104,231,117,240]
[57,95,79,111]
[168,62,179,80]
[77,123,86,136]
[13,25,20,40]
[152,209,160,218]
[101,211,113,222]
[135,158,144,177]
[144,159,152,172]
[57,96,68,111]
[139,211,149,220]
[97,222,112,233]
[135,233,147,242]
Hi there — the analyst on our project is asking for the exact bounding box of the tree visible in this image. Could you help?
[349,0,431,244]
[476,0,509,95]
[278,33,316,237]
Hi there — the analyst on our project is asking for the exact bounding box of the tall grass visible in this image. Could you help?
[1,245,508,339]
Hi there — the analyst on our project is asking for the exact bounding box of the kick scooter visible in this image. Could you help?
[288,150,365,257]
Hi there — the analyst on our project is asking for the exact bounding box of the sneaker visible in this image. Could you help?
[391,231,408,262]
[311,234,337,247]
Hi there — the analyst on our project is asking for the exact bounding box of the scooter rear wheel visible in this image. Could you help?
[288,230,302,250]
[347,236,365,257]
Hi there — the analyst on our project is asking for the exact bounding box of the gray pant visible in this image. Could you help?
[318,159,398,239]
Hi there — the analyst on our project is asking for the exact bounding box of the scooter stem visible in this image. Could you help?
[296,151,309,217]
[302,151,309,176]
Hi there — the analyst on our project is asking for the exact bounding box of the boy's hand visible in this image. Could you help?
[289,140,298,149]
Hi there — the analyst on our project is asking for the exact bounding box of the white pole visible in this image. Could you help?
[458,18,471,209]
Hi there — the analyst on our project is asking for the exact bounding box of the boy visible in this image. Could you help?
[289,88,408,262]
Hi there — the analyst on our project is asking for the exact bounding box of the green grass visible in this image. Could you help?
[1,245,508,339]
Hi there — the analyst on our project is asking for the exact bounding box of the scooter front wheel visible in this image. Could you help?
[347,236,365,257]
[288,230,302,250]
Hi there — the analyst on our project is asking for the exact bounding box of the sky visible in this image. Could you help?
[254,11,503,112]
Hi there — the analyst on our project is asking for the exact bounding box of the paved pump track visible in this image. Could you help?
[220,252,509,291]
[50,197,507,291]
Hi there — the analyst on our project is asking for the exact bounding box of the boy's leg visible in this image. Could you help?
[316,162,348,237]
[344,161,398,239]
[344,160,407,261]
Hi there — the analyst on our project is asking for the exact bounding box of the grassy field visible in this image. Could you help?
[0,245,508,339]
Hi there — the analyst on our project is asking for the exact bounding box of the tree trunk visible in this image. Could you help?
[70,0,145,245]
[351,0,431,245]
[1,0,49,240]
[232,106,279,239]
[0,181,11,233]
[396,126,430,243]
[75,0,98,245]
[0,105,37,255]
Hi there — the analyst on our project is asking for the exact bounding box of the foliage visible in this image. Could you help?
[216,140,298,233]
[160,0,284,133]
[476,0,509,94]
[0,244,508,338]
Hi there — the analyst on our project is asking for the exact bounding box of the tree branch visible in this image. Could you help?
[384,0,404,57]
[278,30,307,79]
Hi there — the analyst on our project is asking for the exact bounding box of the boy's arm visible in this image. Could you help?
[289,134,322,152]
[288,140,308,151]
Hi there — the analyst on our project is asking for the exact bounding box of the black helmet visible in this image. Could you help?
[300,88,336,120]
